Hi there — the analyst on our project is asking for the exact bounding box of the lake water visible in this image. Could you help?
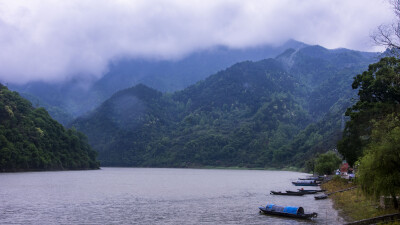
[0,168,345,224]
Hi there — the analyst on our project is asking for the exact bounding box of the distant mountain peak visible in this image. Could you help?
[281,39,309,50]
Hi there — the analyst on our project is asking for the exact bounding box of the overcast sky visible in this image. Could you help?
[0,0,395,84]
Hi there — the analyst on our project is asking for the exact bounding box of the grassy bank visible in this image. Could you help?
[321,176,399,223]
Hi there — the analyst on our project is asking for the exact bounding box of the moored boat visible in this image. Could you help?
[259,204,318,219]
[298,189,325,192]
[286,190,317,194]
[298,176,323,181]
[314,194,328,200]
[292,180,320,186]
[270,191,304,196]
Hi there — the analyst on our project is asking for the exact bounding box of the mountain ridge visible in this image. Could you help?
[70,44,377,168]
[9,40,308,124]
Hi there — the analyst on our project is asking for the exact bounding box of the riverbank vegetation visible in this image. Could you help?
[312,57,400,223]
[316,56,400,223]
[334,0,400,211]
[322,177,399,223]
[313,151,341,175]
[336,57,400,210]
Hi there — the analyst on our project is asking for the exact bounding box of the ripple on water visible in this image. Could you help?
[0,168,344,224]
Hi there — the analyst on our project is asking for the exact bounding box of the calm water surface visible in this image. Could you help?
[0,168,345,224]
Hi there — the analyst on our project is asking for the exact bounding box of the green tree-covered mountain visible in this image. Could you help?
[9,40,306,124]
[0,84,99,172]
[71,45,376,168]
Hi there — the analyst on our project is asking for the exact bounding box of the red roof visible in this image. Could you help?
[340,163,349,172]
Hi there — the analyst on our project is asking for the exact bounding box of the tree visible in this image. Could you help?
[305,158,315,174]
[372,0,400,54]
[314,151,341,175]
[357,114,400,209]
[338,57,400,166]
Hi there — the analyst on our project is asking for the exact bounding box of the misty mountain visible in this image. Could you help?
[70,45,376,168]
[276,46,377,118]
[9,40,306,124]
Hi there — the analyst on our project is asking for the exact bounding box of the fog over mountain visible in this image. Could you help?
[10,40,306,122]
[0,0,394,85]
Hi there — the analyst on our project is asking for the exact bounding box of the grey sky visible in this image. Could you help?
[0,0,395,84]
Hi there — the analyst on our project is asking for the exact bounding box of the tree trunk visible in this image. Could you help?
[392,193,399,209]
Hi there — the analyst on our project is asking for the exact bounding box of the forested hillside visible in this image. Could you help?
[0,84,99,172]
[9,40,306,124]
[71,45,376,168]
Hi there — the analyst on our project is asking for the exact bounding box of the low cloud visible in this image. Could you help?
[0,0,395,84]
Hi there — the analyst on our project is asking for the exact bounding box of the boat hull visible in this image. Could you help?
[259,207,318,219]
[286,190,317,194]
[298,189,325,192]
[270,191,304,196]
[292,182,319,186]
[314,194,328,200]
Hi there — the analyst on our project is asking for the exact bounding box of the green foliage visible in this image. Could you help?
[339,57,400,166]
[352,57,400,104]
[304,158,315,174]
[337,57,400,208]
[314,151,342,175]
[0,83,99,172]
[357,114,400,209]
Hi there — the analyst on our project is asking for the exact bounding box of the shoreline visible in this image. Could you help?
[99,165,304,172]
[0,167,100,173]
[321,177,399,223]
[0,165,306,174]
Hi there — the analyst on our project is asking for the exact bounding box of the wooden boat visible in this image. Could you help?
[298,189,325,192]
[286,190,317,194]
[299,176,323,181]
[259,204,318,219]
[270,191,304,196]
[292,180,320,186]
[314,194,328,200]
